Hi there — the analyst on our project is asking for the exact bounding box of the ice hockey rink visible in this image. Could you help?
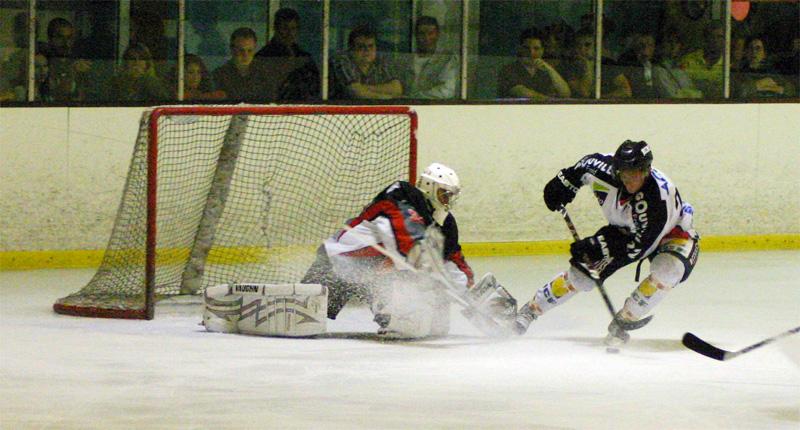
[0,251,798,430]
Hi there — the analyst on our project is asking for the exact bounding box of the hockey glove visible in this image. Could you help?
[570,225,629,264]
[543,172,578,212]
[570,236,606,264]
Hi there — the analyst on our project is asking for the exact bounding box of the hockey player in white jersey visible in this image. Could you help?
[302,162,517,338]
[514,140,699,345]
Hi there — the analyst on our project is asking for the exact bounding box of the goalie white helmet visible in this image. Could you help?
[417,162,460,225]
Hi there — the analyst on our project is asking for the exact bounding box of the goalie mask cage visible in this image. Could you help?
[54,105,417,319]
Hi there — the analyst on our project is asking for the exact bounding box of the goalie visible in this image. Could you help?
[301,162,517,338]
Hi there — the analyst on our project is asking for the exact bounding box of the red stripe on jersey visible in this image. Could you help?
[347,200,418,255]
[662,226,691,241]
[448,249,475,287]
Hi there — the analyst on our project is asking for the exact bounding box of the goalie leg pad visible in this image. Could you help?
[203,284,243,333]
[237,284,328,337]
[429,289,451,337]
[371,274,437,339]
[469,273,517,323]
[204,284,328,337]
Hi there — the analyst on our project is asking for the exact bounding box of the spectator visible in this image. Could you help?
[679,22,724,98]
[1,53,51,102]
[330,24,403,100]
[182,54,226,100]
[497,27,570,100]
[775,36,799,77]
[558,29,631,98]
[730,32,748,71]
[734,36,794,98]
[541,22,573,70]
[0,12,30,101]
[107,43,169,102]
[40,17,90,101]
[616,33,657,98]
[212,27,270,101]
[401,15,458,99]
[255,7,320,101]
[72,6,118,101]
[130,10,172,78]
[653,32,702,99]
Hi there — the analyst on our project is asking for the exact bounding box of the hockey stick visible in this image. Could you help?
[682,325,800,361]
[340,224,512,337]
[558,206,652,331]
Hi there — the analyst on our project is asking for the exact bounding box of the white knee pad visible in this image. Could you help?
[621,254,683,320]
[650,253,685,288]
[568,265,597,292]
[622,275,672,321]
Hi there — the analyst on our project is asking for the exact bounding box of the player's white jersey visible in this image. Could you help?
[562,153,693,262]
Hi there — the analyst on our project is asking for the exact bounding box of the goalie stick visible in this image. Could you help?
[341,223,513,338]
[682,325,800,361]
[558,206,652,331]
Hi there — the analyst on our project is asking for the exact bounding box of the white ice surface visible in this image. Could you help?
[1,251,799,429]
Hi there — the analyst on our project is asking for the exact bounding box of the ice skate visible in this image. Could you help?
[604,318,631,347]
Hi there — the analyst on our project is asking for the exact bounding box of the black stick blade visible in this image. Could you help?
[682,332,727,361]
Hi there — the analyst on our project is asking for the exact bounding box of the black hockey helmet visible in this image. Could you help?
[613,140,653,173]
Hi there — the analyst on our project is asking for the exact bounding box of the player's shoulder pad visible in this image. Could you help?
[573,153,615,180]
[649,168,677,198]
[379,180,416,201]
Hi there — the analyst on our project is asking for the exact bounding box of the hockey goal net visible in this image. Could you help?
[54,105,417,319]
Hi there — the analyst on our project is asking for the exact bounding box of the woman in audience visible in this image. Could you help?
[653,32,702,99]
[182,54,226,100]
[734,36,794,98]
[108,43,169,102]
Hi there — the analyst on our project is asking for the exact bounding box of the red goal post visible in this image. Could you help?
[54,105,418,319]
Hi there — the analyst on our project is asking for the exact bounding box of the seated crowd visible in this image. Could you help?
[1,9,797,103]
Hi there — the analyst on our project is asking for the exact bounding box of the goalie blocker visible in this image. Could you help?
[204,283,327,337]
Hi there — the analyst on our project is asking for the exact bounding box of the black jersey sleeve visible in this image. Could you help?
[559,153,617,188]
[441,213,475,287]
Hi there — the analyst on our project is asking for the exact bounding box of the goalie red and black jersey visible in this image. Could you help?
[324,181,474,286]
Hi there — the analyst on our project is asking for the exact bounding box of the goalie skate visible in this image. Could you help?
[512,302,537,335]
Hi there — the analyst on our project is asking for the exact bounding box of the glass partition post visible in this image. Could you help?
[177,0,185,101]
[27,0,36,102]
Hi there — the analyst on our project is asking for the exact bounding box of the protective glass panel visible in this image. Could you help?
[604,0,723,100]
[0,2,30,102]
[730,1,799,99]
[467,0,593,101]
[393,1,463,100]
[185,0,267,102]
[32,0,122,102]
[328,0,412,101]
[269,1,324,101]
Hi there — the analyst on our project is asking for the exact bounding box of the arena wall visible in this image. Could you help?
[1,104,798,268]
